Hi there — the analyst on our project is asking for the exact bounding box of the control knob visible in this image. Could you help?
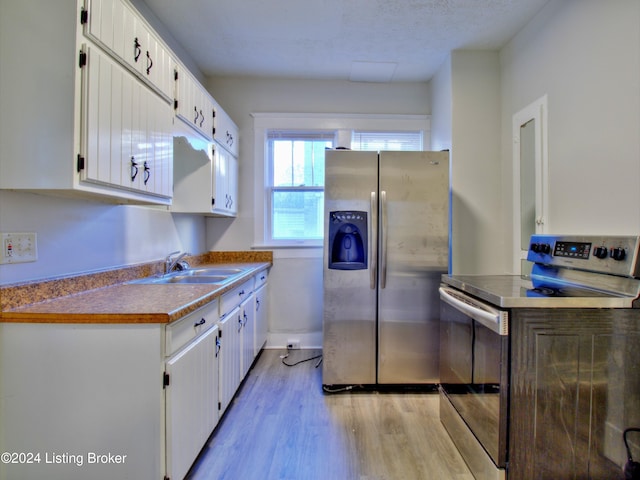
[593,246,608,259]
[530,242,551,254]
[611,247,626,261]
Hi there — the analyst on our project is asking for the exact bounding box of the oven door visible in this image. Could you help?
[439,286,510,472]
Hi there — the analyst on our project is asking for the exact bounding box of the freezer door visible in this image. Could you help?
[322,151,378,385]
[377,151,450,384]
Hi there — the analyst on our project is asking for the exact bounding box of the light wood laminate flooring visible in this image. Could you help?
[186,349,473,480]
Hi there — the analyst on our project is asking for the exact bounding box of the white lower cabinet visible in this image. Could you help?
[254,282,269,356]
[0,270,269,480]
[240,296,256,379]
[218,306,243,416]
[165,324,219,480]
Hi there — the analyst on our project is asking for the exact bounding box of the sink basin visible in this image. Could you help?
[163,275,229,284]
[183,267,245,276]
[129,266,247,285]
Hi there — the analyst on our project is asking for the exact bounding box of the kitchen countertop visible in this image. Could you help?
[0,252,272,324]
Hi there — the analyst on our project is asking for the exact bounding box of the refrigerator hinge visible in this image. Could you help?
[163,372,170,388]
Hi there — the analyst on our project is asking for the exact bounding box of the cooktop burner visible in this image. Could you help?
[526,285,616,298]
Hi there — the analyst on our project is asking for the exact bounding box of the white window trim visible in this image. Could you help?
[252,112,431,255]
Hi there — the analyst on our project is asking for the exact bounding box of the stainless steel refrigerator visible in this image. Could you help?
[322,150,450,386]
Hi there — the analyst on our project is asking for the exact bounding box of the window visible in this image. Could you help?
[351,131,423,151]
[266,131,334,245]
[253,113,430,250]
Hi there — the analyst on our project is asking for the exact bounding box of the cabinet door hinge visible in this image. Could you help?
[76,154,85,172]
[211,197,215,206]
[80,8,88,25]
[163,372,170,388]
[174,69,178,81]
[218,401,221,410]
[218,329,222,338]
[164,476,171,480]
[78,51,87,68]
[173,99,178,110]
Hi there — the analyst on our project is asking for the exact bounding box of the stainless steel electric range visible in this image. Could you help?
[439,234,640,480]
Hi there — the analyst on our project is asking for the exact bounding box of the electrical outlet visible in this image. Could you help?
[1,232,38,264]
[287,339,301,350]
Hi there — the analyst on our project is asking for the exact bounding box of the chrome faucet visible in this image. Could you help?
[165,251,191,274]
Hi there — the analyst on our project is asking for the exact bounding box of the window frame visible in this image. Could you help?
[265,130,334,246]
[253,113,431,252]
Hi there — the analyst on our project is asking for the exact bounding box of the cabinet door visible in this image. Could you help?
[227,154,238,216]
[81,45,172,200]
[212,145,228,215]
[213,104,239,157]
[254,283,268,356]
[175,66,214,141]
[212,146,238,217]
[218,307,242,415]
[240,295,255,378]
[85,0,173,101]
[165,325,219,480]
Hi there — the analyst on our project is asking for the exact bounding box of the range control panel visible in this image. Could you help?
[527,234,640,277]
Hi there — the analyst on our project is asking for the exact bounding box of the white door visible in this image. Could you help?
[512,95,548,274]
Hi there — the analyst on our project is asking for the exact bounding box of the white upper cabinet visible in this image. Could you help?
[83,0,174,101]
[0,0,174,204]
[80,44,173,199]
[213,102,239,157]
[174,64,215,141]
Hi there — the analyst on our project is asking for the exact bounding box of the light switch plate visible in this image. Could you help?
[1,232,38,264]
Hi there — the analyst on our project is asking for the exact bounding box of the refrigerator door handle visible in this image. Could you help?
[380,190,387,289]
[370,191,377,289]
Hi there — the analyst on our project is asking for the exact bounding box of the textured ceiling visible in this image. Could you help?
[140,0,549,82]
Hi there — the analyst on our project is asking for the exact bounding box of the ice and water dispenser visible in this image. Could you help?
[327,211,367,270]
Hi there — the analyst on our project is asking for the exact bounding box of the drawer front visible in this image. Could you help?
[220,279,253,319]
[254,270,268,290]
[166,299,219,356]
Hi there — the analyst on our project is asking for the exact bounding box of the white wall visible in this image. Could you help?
[431,51,504,275]
[0,190,206,284]
[205,77,431,347]
[500,0,640,249]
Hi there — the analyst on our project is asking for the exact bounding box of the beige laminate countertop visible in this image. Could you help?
[0,252,272,324]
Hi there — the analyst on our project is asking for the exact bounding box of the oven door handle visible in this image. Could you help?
[439,287,509,335]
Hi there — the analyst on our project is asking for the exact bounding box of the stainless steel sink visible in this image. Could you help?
[162,275,229,284]
[183,267,244,276]
[129,266,247,285]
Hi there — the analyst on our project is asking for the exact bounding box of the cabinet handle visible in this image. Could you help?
[199,109,204,127]
[143,161,150,185]
[238,289,245,297]
[215,336,221,357]
[226,131,233,146]
[146,51,153,75]
[194,318,206,328]
[237,314,243,332]
[243,312,248,326]
[130,157,138,181]
[256,298,260,311]
[133,38,141,62]
[194,106,199,124]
